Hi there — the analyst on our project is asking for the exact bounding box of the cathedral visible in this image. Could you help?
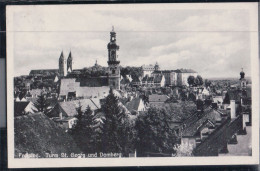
[58,27,121,90]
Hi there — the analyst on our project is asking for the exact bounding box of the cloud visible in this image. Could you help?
[10,5,252,78]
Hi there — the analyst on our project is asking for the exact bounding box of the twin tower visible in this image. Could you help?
[58,27,121,90]
[58,51,73,77]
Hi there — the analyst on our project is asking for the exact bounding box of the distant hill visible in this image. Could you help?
[14,113,80,158]
[207,77,251,81]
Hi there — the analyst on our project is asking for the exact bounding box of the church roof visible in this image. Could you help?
[59,78,110,98]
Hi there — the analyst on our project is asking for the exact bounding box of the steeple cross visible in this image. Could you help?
[112,26,114,32]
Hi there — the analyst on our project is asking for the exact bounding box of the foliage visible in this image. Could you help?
[188,93,196,102]
[82,65,108,78]
[33,91,50,116]
[187,76,195,87]
[101,88,134,156]
[71,103,96,153]
[204,79,212,88]
[223,92,230,104]
[195,75,203,86]
[121,66,143,79]
[180,90,187,101]
[139,93,149,105]
[135,107,177,156]
[173,143,193,157]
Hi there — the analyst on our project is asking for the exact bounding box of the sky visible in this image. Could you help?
[8,4,257,78]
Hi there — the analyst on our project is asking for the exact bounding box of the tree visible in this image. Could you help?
[195,75,203,86]
[187,76,195,87]
[101,88,132,155]
[204,79,212,88]
[173,143,193,157]
[34,91,50,116]
[223,92,230,104]
[135,107,177,156]
[71,103,96,153]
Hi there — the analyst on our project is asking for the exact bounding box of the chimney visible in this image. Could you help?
[59,112,63,120]
[230,100,236,119]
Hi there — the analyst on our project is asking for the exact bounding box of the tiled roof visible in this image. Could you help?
[223,90,241,104]
[77,86,110,98]
[154,101,197,122]
[59,98,101,117]
[149,94,169,102]
[14,101,30,116]
[125,98,142,111]
[182,109,222,137]
[27,97,57,108]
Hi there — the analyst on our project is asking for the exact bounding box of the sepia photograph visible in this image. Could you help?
[6,3,259,168]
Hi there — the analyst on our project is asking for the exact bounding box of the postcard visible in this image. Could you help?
[6,3,259,168]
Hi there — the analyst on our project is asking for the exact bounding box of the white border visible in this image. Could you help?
[6,3,259,168]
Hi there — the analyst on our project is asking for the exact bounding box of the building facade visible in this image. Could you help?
[176,69,198,86]
[142,64,155,77]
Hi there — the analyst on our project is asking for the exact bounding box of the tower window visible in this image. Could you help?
[112,70,115,74]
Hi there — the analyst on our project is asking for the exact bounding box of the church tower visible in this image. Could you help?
[107,26,120,90]
[67,51,73,73]
[154,62,160,71]
[240,68,247,89]
[59,51,67,77]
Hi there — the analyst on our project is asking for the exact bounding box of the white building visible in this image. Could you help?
[176,69,198,86]
[142,64,155,77]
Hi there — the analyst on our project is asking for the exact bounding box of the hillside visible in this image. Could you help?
[14,113,80,158]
